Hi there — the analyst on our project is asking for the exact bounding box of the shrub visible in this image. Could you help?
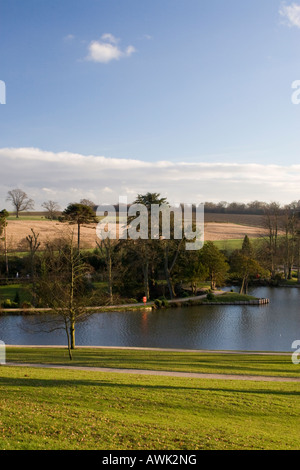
[154,299,162,308]
[21,301,32,309]
[1,299,18,308]
[206,292,215,301]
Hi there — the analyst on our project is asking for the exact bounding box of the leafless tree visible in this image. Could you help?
[41,200,60,220]
[36,235,95,359]
[96,238,120,304]
[6,189,34,218]
[80,199,96,210]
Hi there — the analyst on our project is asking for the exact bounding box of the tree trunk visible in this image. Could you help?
[108,255,113,304]
[65,319,73,360]
[163,241,183,299]
[142,260,150,299]
[4,223,8,276]
[77,223,81,251]
[164,255,175,299]
[70,321,75,350]
[239,277,245,295]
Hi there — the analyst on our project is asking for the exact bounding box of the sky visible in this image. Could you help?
[1,0,300,209]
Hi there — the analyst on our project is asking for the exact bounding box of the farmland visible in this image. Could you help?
[1,213,269,252]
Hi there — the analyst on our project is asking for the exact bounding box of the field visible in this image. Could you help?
[0,348,299,450]
[2,214,269,252]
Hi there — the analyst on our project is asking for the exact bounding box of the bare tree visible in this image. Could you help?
[36,236,94,359]
[25,228,41,306]
[42,200,60,220]
[80,199,96,210]
[96,238,120,304]
[0,209,9,275]
[6,189,34,218]
[262,202,282,277]
[26,228,41,276]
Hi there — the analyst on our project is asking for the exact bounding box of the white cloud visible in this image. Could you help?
[279,2,300,28]
[0,147,299,209]
[64,34,75,41]
[86,33,136,63]
[101,33,119,44]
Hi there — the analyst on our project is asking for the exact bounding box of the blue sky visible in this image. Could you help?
[1,0,300,208]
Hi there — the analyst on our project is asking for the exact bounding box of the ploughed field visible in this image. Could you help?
[3,214,269,251]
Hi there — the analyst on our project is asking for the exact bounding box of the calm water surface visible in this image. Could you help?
[0,287,299,351]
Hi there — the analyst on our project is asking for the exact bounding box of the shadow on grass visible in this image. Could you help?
[0,374,299,398]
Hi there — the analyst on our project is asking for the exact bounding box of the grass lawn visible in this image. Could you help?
[0,364,299,450]
[203,292,258,303]
[0,284,32,305]
[7,215,47,221]
[213,239,244,252]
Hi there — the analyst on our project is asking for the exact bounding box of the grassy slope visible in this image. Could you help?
[0,364,299,450]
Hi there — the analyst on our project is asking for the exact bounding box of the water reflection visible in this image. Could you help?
[0,287,299,351]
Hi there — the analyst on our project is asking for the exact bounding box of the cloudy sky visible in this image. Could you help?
[1,0,300,209]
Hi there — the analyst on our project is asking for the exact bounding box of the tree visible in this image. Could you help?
[25,229,40,305]
[6,189,34,218]
[59,203,98,251]
[241,235,254,258]
[281,204,299,280]
[36,237,94,359]
[129,193,168,299]
[96,237,120,304]
[42,200,60,220]
[0,209,9,275]
[200,241,229,290]
[262,202,282,277]
[80,199,96,210]
[162,238,184,298]
[230,251,266,294]
[176,250,208,295]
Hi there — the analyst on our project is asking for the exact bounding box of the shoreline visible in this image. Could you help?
[0,290,269,315]
[4,345,291,354]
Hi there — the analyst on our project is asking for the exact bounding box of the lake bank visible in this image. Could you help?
[0,290,269,315]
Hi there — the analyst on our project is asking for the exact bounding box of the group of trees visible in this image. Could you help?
[204,200,300,215]
[5,188,98,220]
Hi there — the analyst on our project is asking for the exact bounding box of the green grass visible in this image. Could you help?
[7,215,47,221]
[279,278,300,286]
[204,292,258,303]
[213,239,244,252]
[6,347,297,377]
[0,364,299,450]
[0,284,32,305]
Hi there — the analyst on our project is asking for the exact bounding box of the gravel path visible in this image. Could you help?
[5,362,300,383]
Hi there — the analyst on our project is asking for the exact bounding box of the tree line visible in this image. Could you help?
[4,187,300,217]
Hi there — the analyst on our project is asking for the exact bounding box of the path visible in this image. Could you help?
[4,362,300,383]
[0,290,225,313]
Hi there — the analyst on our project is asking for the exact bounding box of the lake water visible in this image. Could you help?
[0,287,299,352]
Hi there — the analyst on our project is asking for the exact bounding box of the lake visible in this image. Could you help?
[0,286,299,352]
